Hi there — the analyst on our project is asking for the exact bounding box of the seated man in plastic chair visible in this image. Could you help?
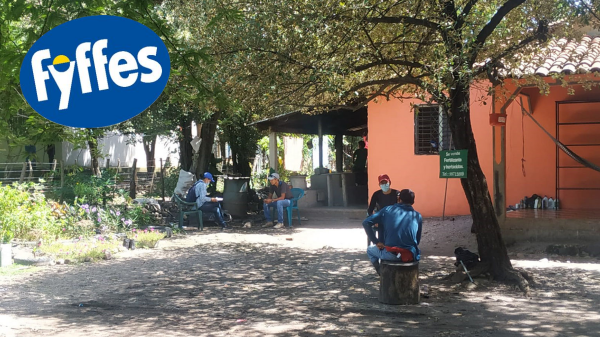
[262,172,293,229]
[187,172,232,230]
[362,189,422,275]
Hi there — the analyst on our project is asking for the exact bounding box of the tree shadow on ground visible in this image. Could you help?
[1,240,599,337]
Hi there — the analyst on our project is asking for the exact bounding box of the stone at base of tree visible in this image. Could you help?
[64,259,72,264]
[379,260,419,305]
[14,257,54,266]
[84,257,92,263]
[451,271,468,283]
[463,281,477,291]
[103,251,112,260]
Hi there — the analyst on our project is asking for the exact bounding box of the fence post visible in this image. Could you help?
[60,161,64,188]
[27,160,33,181]
[50,159,57,182]
[129,158,137,200]
[106,158,110,169]
[117,159,121,173]
[160,158,165,202]
[19,162,26,183]
[149,169,156,196]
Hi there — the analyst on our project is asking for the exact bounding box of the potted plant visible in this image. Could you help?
[0,222,14,267]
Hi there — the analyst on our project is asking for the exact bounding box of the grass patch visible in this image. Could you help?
[0,264,38,277]
[128,228,166,248]
[39,237,121,263]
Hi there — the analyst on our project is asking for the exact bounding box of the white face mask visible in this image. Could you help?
[380,183,390,192]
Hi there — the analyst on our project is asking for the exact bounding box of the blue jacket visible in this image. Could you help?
[362,203,423,260]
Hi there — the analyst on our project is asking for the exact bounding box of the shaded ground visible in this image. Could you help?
[1,216,600,337]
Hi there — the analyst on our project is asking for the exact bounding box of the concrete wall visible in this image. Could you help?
[367,86,494,217]
[506,85,600,210]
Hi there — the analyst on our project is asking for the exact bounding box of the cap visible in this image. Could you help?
[398,189,415,205]
[378,174,391,184]
[268,173,280,180]
[203,172,215,182]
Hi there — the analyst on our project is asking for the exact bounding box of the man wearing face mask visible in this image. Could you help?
[366,174,399,244]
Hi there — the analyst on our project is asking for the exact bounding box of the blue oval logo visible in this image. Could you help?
[19,15,171,128]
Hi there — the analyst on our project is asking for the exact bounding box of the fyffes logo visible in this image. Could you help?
[20,16,171,128]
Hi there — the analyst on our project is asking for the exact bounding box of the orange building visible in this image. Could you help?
[367,36,600,220]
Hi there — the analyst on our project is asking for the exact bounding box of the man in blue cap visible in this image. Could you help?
[189,172,232,230]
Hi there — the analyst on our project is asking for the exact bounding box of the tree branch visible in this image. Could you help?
[459,0,479,24]
[366,16,441,31]
[354,59,425,72]
[474,0,526,48]
[473,33,542,79]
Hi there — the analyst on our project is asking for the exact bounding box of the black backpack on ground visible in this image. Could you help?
[454,247,480,270]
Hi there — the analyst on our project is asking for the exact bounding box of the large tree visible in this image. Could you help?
[170,0,591,290]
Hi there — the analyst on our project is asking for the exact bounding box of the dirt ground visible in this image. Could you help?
[1,215,600,337]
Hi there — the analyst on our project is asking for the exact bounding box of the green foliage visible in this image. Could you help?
[51,168,122,206]
[127,228,165,248]
[148,165,180,198]
[38,237,121,263]
[0,183,61,242]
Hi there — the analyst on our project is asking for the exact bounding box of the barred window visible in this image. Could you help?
[414,105,454,155]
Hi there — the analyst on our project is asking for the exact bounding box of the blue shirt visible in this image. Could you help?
[194,180,212,208]
[362,203,423,260]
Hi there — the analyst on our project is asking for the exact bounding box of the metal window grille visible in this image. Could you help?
[414,105,454,155]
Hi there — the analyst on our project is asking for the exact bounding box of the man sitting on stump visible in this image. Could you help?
[362,189,423,275]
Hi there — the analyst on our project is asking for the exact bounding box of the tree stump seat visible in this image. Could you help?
[379,260,419,305]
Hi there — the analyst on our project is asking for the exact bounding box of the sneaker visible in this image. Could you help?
[262,221,274,228]
[273,223,284,229]
[221,224,233,231]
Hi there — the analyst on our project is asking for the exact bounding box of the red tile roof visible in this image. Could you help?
[508,35,600,77]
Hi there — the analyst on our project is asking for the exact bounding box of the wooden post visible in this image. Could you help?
[19,162,26,183]
[149,170,156,195]
[379,261,420,305]
[27,160,33,181]
[60,161,64,188]
[106,158,110,169]
[129,159,137,199]
[335,134,343,172]
[160,158,165,202]
[268,132,278,171]
[318,117,324,168]
[50,159,57,182]
[341,173,348,207]
[117,159,121,173]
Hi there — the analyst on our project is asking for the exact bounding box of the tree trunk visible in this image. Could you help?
[447,86,526,289]
[143,134,157,173]
[193,112,221,179]
[179,118,194,171]
[87,138,100,176]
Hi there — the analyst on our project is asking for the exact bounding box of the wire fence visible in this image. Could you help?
[0,158,167,200]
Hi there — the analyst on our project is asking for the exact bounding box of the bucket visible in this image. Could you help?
[222,177,250,218]
[0,243,13,267]
[290,176,307,189]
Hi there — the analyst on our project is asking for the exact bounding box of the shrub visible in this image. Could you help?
[0,183,61,242]
[128,228,165,248]
[38,237,121,262]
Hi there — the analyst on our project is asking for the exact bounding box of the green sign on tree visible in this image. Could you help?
[440,150,468,178]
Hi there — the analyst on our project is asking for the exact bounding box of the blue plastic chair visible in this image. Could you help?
[285,188,305,227]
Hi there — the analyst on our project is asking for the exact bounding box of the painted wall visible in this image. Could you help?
[506,85,600,210]
[367,87,494,217]
[59,132,179,169]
